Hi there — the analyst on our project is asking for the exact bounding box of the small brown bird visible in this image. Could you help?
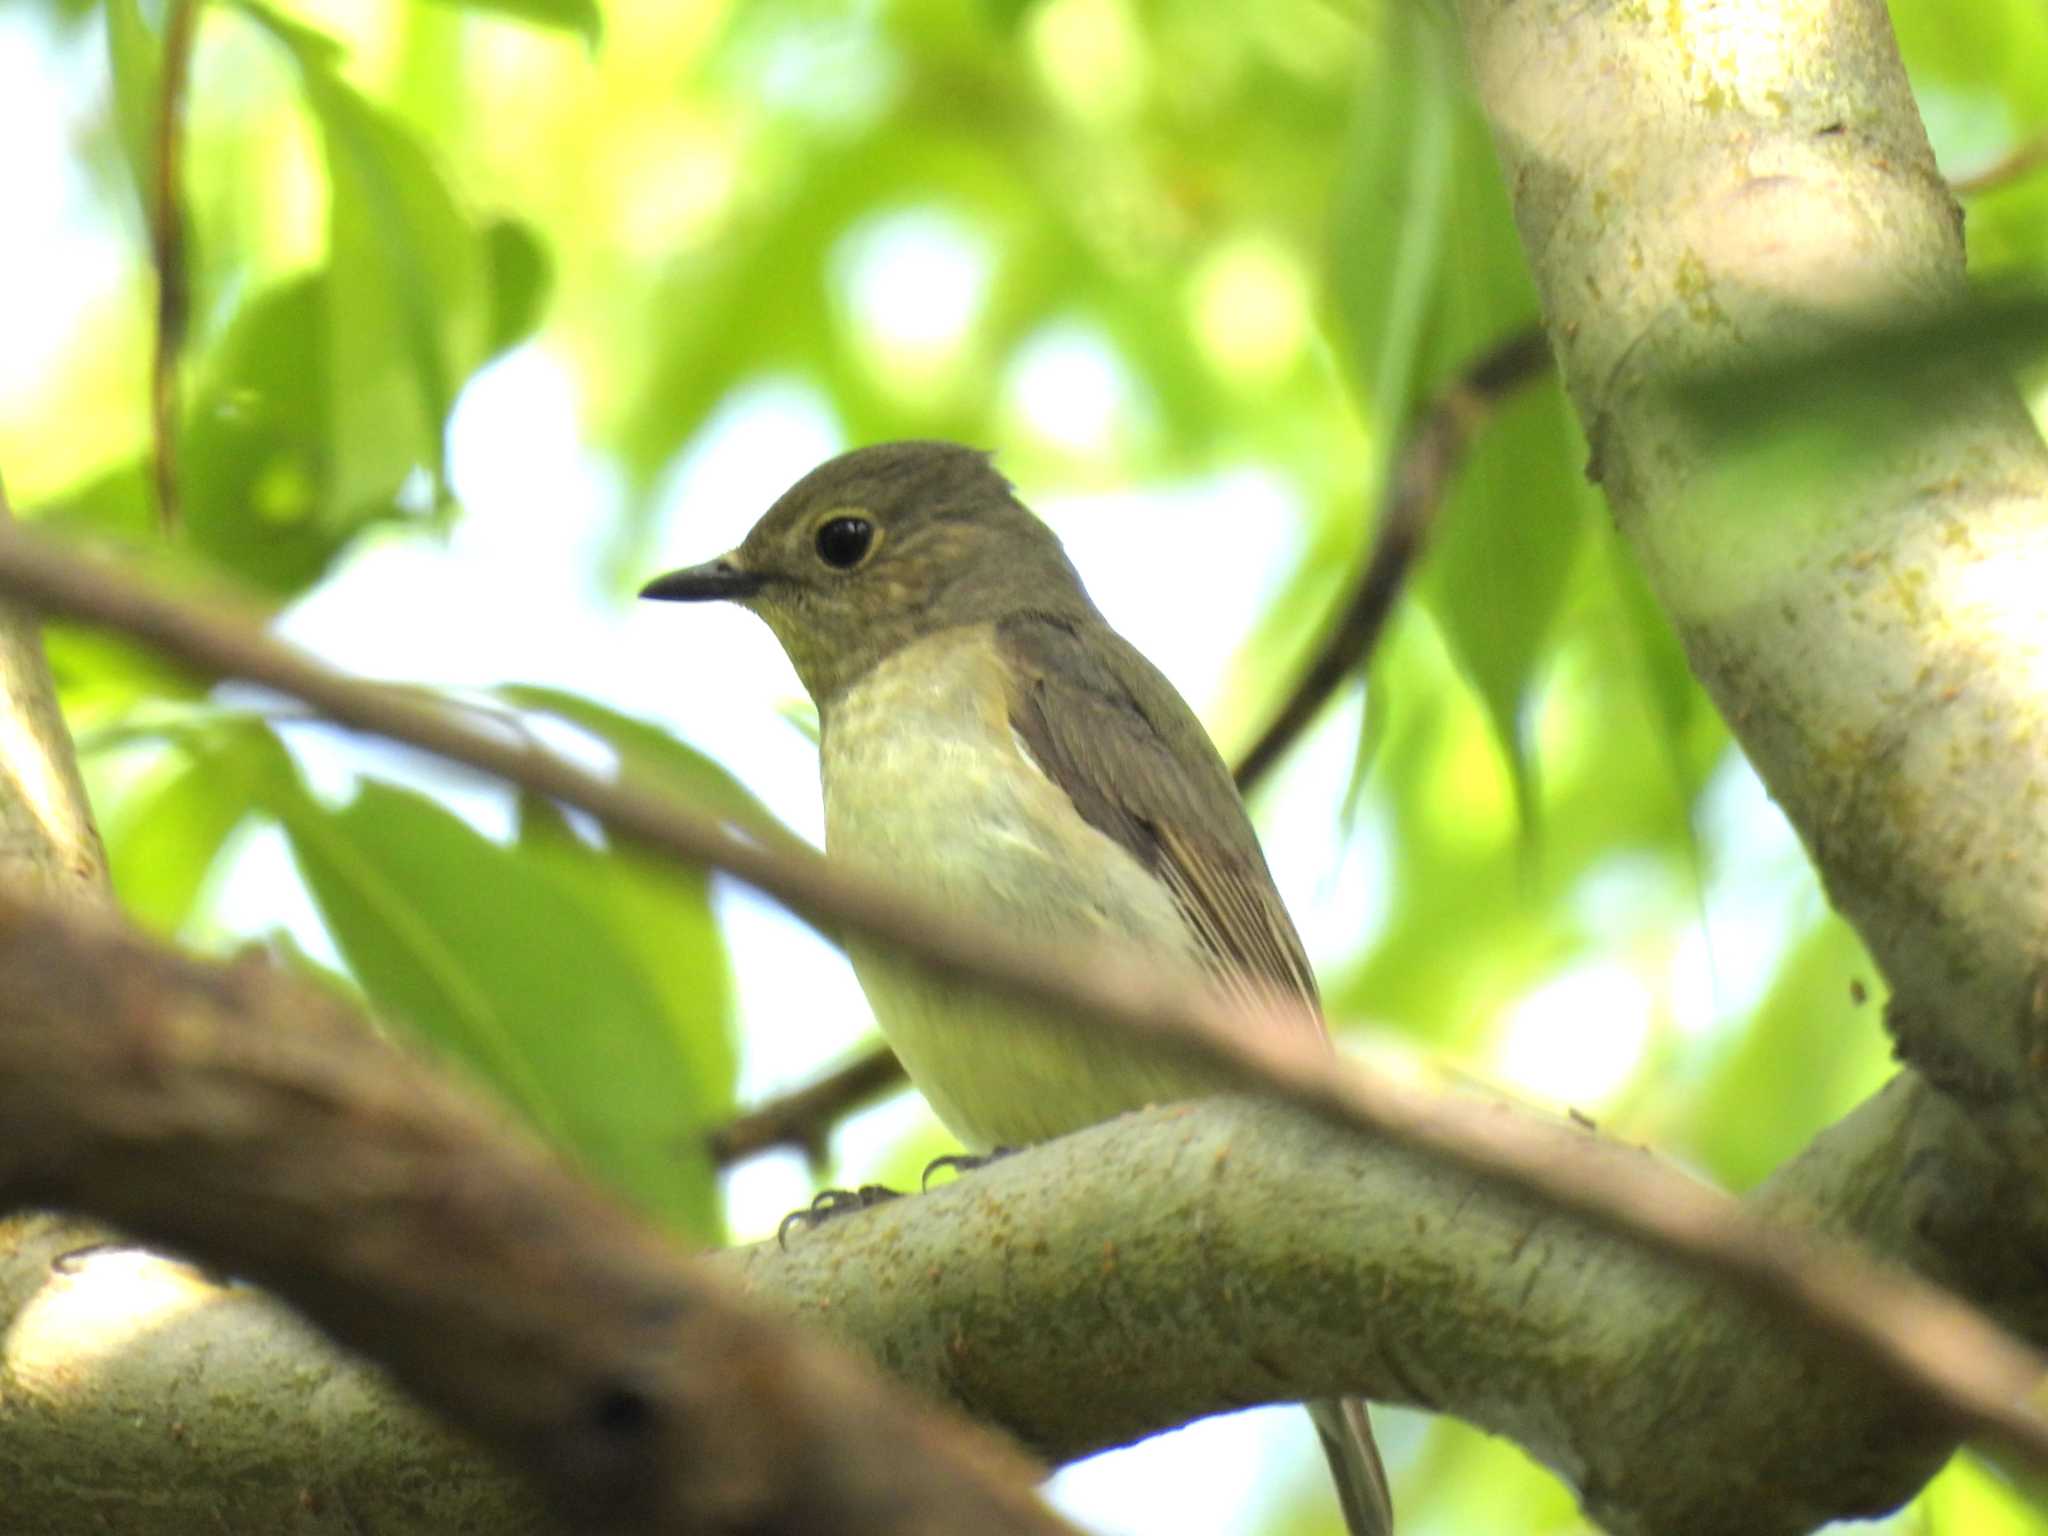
[643,440,1392,1536]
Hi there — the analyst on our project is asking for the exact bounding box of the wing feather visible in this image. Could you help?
[996,612,1322,1030]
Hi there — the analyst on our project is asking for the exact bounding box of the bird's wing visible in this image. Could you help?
[995,611,1322,1024]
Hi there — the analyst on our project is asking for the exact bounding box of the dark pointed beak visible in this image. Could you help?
[638,554,766,603]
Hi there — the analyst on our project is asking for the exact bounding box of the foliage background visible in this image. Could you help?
[3,0,2046,1530]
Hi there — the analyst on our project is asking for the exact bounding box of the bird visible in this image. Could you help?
[641,438,1392,1536]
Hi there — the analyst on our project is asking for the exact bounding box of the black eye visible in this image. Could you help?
[814,516,874,569]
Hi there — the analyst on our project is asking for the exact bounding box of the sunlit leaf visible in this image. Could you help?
[498,684,814,859]
[419,0,603,48]
[1324,1,1459,428]
[103,0,160,217]
[1681,914,1894,1191]
[1320,8,1585,820]
[232,0,492,513]
[178,276,376,593]
[516,793,736,1238]
[482,217,553,357]
[276,774,725,1235]
[102,729,270,935]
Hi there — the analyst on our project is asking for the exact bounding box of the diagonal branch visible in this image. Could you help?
[149,0,202,535]
[1234,324,1552,795]
[0,888,1069,1536]
[0,525,2040,1479]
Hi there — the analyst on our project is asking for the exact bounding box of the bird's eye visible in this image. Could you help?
[814,516,874,570]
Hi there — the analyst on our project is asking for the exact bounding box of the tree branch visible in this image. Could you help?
[149,0,200,535]
[0,526,2041,1492]
[707,1046,906,1171]
[728,1083,1983,1536]
[1452,0,2048,1171]
[1234,324,1552,795]
[0,889,1068,1536]
[0,899,2017,1535]
[0,475,107,908]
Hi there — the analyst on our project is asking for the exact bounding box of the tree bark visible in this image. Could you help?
[1452,0,2048,1178]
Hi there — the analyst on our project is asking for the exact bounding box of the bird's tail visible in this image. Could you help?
[1307,1396,1394,1536]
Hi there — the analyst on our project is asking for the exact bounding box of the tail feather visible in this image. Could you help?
[1307,1396,1394,1536]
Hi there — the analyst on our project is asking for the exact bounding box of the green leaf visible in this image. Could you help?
[418,0,604,49]
[515,793,735,1235]
[232,0,491,512]
[1323,8,1586,823]
[103,736,262,935]
[275,774,727,1235]
[1682,915,1894,1191]
[103,0,160,218]
[1325,1,1460,429]
[497,685,814,859]
[179,276,412,594]
[481,217,553,357]
[26,457,156,543]
[306,69,477,510]
[1418,377,1591,827]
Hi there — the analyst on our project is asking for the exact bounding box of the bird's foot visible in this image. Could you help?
[921,1146,1018,1191]
[776,1184,902,1248]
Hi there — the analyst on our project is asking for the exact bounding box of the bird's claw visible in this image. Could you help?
[921,1146,1017,1192]
[776,1183,902,1248]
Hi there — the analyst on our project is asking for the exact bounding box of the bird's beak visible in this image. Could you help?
[638,552,765,603]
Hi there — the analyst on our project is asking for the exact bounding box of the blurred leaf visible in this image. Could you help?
[498,684,814,858]
[178,276,402,594]
[1681,914,1894,1191]
[27,456,156,542]
[1936,1448,2048,1533]
[306,68,475,510]
[1324,9,1584,820]
[419,0,604,48]
[975,0,1039,33]
[276,774,726,1235]
[233,0,493,513]
[481,216,553,356]
[1893,0,2048,116]
[516,793,736,1236]
[1420,378,1592,824]
[103,0,159,218]
[103,723,290,934]
[220,0,346,67]
[1325,1,1459,430]
[1680,285,2048,444]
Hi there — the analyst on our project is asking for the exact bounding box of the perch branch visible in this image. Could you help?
[0,524,2040,1471]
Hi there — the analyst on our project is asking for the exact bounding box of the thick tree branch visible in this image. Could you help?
[0,528,2042,1494]
[0,904,2016,1536]
[728,1084,1980,1536]
[1452,0,2048,1172]
[0,890,1067,1536]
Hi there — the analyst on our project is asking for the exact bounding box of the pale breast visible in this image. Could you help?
[820,627,1224,1147]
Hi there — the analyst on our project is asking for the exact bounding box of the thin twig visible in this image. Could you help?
[1234,325,1552,795]
[706,1047,905,1170]
[150,0,202,536]
[1951,133,2048,199]
[0,524,2041,1468]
